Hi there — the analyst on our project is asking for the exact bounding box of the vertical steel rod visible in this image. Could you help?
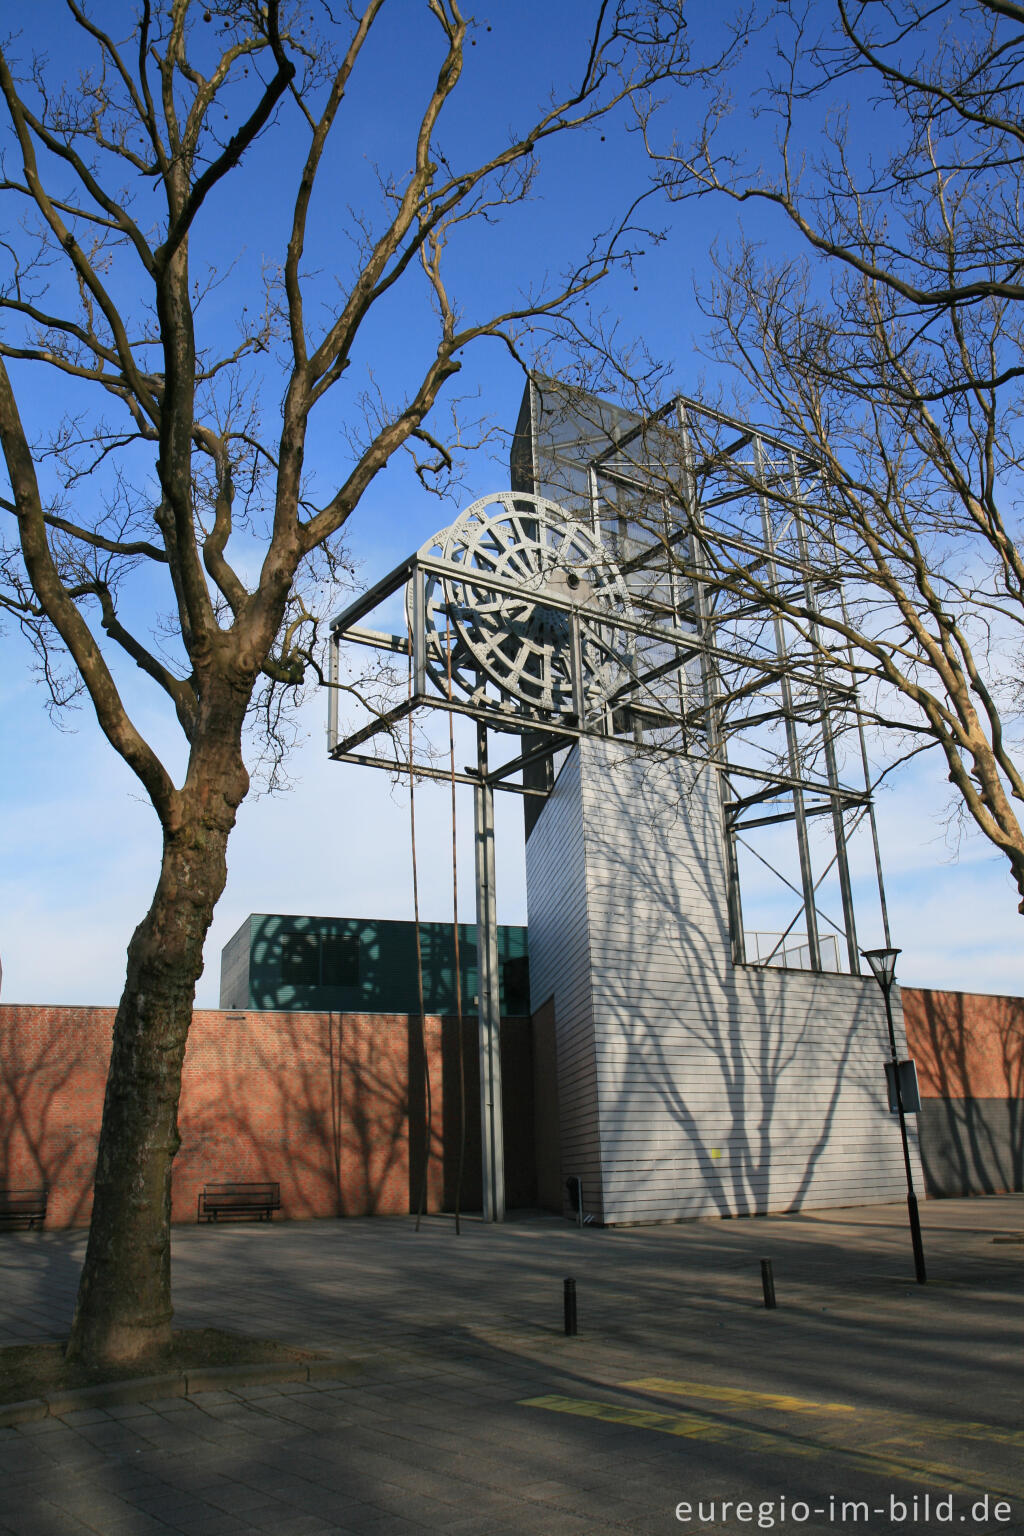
[681,402,746,964]
[844,595,894,948]
[411,565,427,698]
[474,722,505,1223]
[757,438,821,971]
[791,457,860,973]
[569,611,585,722]
[587,464,602,535]
[327,632,339,754]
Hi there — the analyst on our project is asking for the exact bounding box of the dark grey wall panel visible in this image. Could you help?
[919,1098,1023,1196]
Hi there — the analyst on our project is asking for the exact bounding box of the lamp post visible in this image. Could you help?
[861,947,927,1284]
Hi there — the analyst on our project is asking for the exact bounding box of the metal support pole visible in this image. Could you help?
[411,565,427,698]
[845,594,894,948]
[882,983,927,1284]
[665,501,690,734]
[474,723,505,1222]
[587,464,602,536]
[791,461,860,973]
[695,540,745,963]
[569,611,585,722]
[757,440,821,971]
[327,632,339,753]
[681,402,746,964]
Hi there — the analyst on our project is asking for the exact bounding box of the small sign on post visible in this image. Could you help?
[885,1058,922,1115]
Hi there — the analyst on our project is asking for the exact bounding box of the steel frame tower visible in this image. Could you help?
[326,378,901,1222]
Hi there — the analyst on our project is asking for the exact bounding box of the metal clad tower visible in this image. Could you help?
[329,375,921,1223]
[515,378,921,1222]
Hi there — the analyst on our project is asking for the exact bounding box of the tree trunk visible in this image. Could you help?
[66,742,247,1369]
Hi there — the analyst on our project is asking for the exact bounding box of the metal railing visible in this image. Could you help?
[745,931,842,973]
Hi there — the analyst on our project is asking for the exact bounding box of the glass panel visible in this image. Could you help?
[280,931,319,985]
[321,933,359,987]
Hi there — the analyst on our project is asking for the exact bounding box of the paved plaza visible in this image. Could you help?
[1,1197,1022,1535]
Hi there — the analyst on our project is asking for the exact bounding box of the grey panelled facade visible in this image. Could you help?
[526,738,921,1223]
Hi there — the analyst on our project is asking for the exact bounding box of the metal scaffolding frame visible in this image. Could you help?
[326,381,893,1218]
[510,377,891,974]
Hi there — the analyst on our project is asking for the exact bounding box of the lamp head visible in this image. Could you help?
[861,946,901,991]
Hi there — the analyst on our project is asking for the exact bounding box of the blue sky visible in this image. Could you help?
[1,2,1021,1007]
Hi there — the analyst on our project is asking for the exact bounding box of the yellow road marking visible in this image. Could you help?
[519,1395,1024,1500]
[624,1377,1024,1449]
[520,1395,821,1459]
[625,1377,855,1416]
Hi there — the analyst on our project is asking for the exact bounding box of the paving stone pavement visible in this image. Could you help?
[1,1197,1022,1535]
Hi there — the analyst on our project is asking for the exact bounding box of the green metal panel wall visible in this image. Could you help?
[237,914,529,1015]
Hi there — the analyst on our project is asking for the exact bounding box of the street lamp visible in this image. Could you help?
[861,946,927,1284]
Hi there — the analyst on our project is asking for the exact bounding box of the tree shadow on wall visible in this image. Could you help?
[0,1013,99,1328]
[176,1011,424,1220]
[571,746,889,1222]
[908,991,1023,1196]
[0,1014,99,1228]
[173,1009,536,1222]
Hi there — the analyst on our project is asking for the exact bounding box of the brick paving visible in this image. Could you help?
[1,1198,1023,1534]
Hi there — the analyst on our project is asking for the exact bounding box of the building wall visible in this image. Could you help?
[3,980,1018,1228]
[218,921,252,1010]
[524,748,602,1213]
[903,988,1023,1197]
[531,998,563,1213]
[0,1005,110,1228]
[220,914,530,1016]
[527,739,923,1224]
[0,1005,535,1226]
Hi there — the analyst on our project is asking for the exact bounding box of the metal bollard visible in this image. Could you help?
[761,1257,777,1309]
[563,1276,578,1336]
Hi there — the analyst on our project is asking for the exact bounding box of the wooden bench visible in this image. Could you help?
[197,1181,281,1223]
[0,1187,48,1230]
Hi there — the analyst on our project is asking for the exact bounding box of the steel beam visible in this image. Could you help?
[327,633,340,753]
[757,438,821,972]
[411,567,427,698]
[680,400,747,966]
[328,696,416,758]
[792,455,860,973]
[474,723,505,1222]
[329,557,413,632]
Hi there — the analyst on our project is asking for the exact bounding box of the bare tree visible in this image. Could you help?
[0,0,693,1368]
[638,0,1024,910]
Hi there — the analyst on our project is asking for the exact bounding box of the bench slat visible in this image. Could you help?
[0,1188,48,1229]
[197,1181,280,1223]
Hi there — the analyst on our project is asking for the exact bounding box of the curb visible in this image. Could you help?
[0,1356,364,1428]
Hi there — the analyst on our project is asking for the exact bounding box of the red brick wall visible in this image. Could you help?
[0,1005,110,1227]
[902,987,1024,1100]
[0,1005,533,1227]
[15,989,1018,1225]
